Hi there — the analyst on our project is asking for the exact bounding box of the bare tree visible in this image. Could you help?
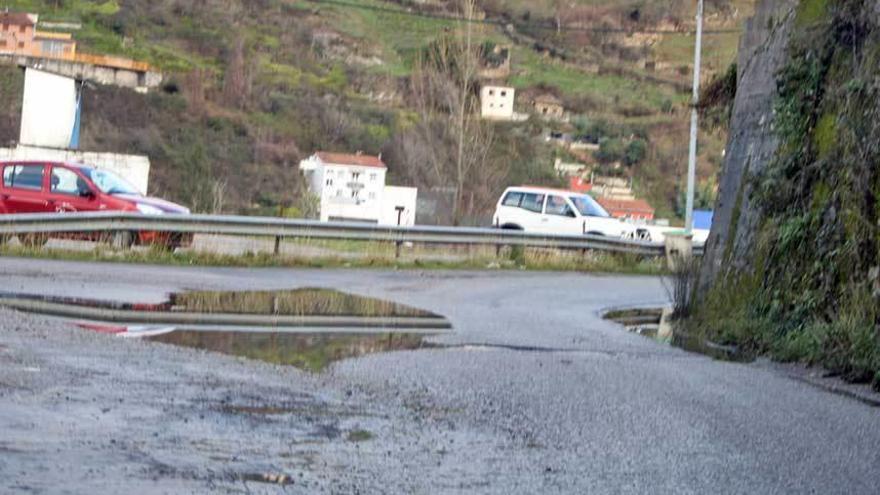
[402,0,497,224]
[223,36,252,110]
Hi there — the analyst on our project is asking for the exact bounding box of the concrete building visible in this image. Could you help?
[480,85,515,120]
[533,94,565,120]
[553,157,587,176]
[590,174,636,201]
[0,11,160,91]
[0,12,76,60]
[299,152,417,225]
[0,12,37,55]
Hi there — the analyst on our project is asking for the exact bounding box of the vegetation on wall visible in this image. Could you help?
[688,0,880,390]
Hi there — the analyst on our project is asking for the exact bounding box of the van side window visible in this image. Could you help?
[502,191,523,207]
[4,165,44,190]
[546,195,575,217]
[520,193,545,213]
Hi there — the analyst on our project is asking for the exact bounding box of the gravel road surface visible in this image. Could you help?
[0,258,878,494]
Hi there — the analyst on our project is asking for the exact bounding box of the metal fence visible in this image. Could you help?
[0,211,703,257]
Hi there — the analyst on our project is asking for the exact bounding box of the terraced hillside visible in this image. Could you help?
[0,0,753,222]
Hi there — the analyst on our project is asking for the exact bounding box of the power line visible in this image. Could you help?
[304,0,742,35]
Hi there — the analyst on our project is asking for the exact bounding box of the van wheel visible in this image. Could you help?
[19,233,49,248]
[110,231,135,250]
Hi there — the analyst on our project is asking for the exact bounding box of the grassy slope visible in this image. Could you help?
[0,0,750,220]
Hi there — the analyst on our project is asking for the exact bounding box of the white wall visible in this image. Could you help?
[480,86,515,120]
[0,144,151,194]
[380,186,418,226]
[19,68,78,148]
[319,164,386,222]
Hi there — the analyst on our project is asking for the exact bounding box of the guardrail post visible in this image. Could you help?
[274,236,281,255]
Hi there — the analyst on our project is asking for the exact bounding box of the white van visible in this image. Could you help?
[492,186,635,238]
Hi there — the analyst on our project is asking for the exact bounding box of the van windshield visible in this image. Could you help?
[570,195,609,217]
[82,168,140,195]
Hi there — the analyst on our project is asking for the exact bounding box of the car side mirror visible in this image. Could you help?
[79,188,96,199]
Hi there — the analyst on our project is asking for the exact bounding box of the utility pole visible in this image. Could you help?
[685,0,704,234]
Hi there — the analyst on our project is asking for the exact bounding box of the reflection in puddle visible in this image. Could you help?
[170,288,436,318]
[0,288,448,371]
[150,331,432,372]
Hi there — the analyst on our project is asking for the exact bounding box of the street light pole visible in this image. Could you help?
[685,0,704,234]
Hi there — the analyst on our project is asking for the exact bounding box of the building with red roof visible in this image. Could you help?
[595,197,655,222]
[568,176,592,193]
[299,151,417,225]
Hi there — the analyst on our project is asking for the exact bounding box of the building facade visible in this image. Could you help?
[480,85,515,120]
[299,152,418,225]
[532,94,565,120]
[0,13,76,60]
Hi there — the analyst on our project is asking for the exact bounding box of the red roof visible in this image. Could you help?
[568,176,592,193]
[595,197,655,215]
[315,151,386,169]
[0,12,36,26]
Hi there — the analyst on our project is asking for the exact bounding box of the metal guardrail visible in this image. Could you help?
[0,211,703,257]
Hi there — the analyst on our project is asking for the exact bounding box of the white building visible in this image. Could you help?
[299,152,417,225]
[480,85,515,120]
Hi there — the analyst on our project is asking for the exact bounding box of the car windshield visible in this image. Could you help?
[82,167,140,195]
[570,195,610,217]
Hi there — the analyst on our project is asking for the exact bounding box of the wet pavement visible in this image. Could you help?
[1,258,879,493]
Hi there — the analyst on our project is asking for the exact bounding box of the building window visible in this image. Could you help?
[488,90,494,96]
[369,173,377,181]
[0,40,6,48]
[501,91,507,97]
[325,178,333,187]
[19,25,26,33]
[369,192,376,200]
[18,41,24,49]
[352,172,360,180]
[335,189,342,197]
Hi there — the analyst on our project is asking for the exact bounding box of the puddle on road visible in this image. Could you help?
[149,288,441,372]
[603,308,752,362]
[150,330,431,372]
[0,288,448,372]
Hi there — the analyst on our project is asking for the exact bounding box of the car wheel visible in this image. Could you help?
[500,224,523,230]
[110,231,135,250]
[585,231,605,236]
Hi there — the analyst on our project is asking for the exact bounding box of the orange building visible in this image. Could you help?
[595,197,655,222]
[1,12,76,60]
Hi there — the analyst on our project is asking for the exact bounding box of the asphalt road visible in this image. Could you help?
[0,258,878,494]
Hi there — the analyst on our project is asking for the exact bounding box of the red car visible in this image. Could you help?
[0,160,192,249]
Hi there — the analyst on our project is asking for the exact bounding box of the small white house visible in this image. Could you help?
[299,152,417,226]
[480,85,515,120]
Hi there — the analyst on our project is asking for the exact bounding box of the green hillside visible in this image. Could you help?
[0,0,753,222]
